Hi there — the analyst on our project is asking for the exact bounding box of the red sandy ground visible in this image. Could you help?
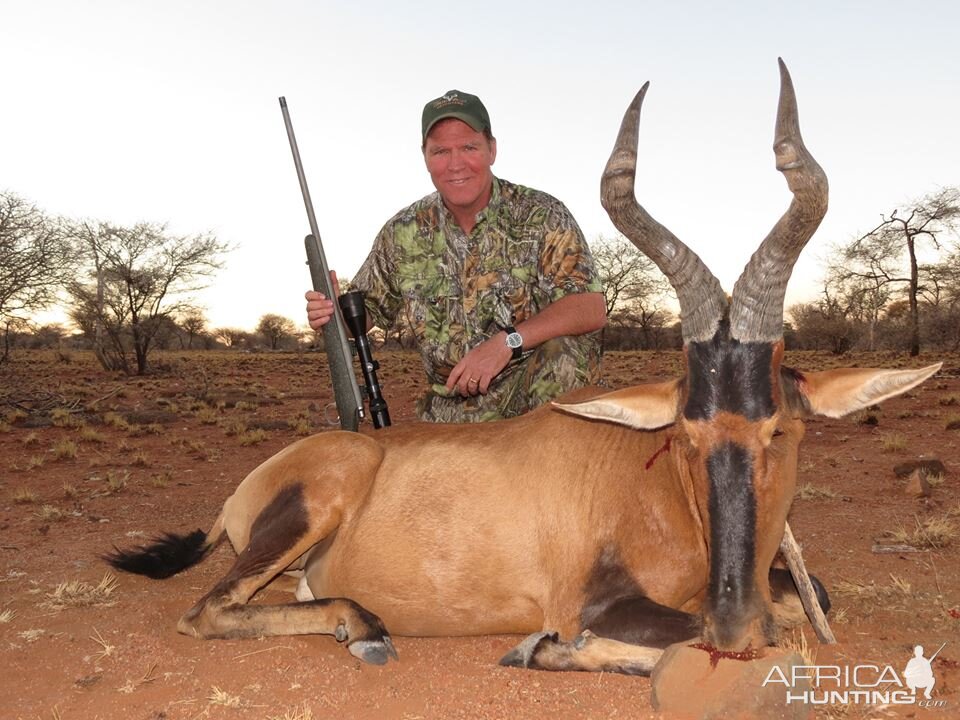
[1,349,958,720]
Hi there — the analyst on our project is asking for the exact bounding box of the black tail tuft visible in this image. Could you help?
[103,529,209,579]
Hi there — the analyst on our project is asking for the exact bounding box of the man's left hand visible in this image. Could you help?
[445,333,512,397]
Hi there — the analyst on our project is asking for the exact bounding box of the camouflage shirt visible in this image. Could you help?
[354,177,602,388]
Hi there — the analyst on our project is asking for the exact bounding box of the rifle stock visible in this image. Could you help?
[280,97,364,431]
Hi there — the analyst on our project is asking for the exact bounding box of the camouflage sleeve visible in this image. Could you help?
[538,202,602,301]
[353,223,402,331]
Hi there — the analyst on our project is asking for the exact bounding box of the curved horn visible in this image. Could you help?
[601,84,727,344]
[729,58,829,342]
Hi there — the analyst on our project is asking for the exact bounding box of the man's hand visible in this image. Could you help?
[445,332,513,397]
[305,271,341,331]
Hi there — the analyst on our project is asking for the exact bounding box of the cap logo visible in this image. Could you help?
[433,93,467,109]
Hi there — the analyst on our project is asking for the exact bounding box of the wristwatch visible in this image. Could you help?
[503,325,523,360]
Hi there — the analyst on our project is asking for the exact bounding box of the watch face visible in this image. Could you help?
[506,332,523,349]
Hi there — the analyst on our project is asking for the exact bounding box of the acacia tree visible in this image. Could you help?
[0,191,74,362]
[256,313,297,350]
[592,234,674,348]
[178,309,209,349]
[833,187,959,355]
[214,327,250,348]
[67,221,228,374]
[920,245,960,350]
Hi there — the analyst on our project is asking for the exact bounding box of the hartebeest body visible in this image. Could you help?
[108,61,941,673]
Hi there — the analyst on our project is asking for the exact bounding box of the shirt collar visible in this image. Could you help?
[435,176,502,234]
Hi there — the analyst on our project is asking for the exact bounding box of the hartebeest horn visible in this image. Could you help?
[729,59,829,342]
[601,83,727,344]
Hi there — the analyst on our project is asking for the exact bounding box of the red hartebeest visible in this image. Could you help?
[107,60,941,673]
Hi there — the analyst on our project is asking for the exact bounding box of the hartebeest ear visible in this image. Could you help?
[782,363,942,418]
[552,379,681,429]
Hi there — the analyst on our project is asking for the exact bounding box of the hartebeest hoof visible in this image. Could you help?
[499,631,558,668]
[348,636,399,665]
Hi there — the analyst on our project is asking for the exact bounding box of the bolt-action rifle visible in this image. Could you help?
[279,97,390,430]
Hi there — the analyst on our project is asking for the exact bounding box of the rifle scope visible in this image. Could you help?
[338,291,391,429]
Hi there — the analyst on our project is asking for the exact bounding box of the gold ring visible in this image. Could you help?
[468,377,479,384]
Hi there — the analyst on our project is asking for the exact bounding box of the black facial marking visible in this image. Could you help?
[706,442,757,631]
[685,328,776,421]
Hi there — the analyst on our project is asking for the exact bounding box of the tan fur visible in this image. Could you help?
[157,363,938,660]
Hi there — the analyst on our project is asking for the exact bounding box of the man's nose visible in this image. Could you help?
[448,149,465,169]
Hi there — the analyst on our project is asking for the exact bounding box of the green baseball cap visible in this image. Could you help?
[421,90,491,142]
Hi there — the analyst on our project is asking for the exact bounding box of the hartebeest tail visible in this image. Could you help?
[105,515,225,579]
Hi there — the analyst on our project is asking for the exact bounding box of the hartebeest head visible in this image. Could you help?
[558,60,940,651]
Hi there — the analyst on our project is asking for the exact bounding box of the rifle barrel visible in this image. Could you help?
[279,97,364,430]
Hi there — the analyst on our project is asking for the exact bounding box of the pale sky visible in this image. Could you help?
[3,0,958,331]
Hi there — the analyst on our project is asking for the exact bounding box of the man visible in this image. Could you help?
[306,89,606,422]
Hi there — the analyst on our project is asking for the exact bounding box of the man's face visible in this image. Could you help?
[423,118,497,223]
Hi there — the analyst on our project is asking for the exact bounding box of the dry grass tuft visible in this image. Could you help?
[208,686,243,708]
[0,609,17,623]
[18,628,45,642]
[238,429,268,446]
[51,408,84,429]
[62,482,80,498]
[12,487,39,504]
[102,412,130,430]
[89,627,115,662]
[913,516,956,549]
[25,454,46,470]
[150,470,173,487]
[222,419,247,437]
[880,433,908,453]
[51,439,78,460]
[268,705,314,720]
[885,515,957,549]
[3,408,28,424]
[130,450,150,467]
[42,573,119,611]
[35,504,66,522]
[795,483,838,501]
[832,573,915,600]
[778,627,816,665]
[195,406,220,425]
[79,427,108,444]
[104,470,129,494]
[21,431,39,446]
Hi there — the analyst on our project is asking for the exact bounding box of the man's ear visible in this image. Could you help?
[781,364,942,418]
[552,379,681,429]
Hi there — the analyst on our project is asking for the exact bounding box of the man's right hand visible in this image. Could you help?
[305,270,341,331]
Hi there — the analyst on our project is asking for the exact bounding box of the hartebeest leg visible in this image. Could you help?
[768,567,831,630]
[502,594,699,675]
[177,482,397,664]
[500,630,663,675]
